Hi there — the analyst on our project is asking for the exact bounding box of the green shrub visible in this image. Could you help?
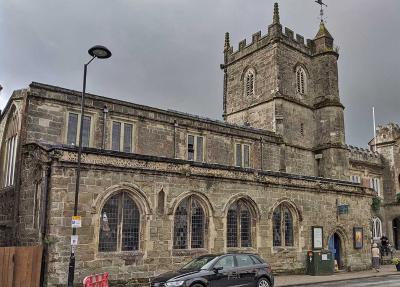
[371,197,381,211]
[392,258,400,265]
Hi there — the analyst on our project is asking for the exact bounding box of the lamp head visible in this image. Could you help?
[88,45,112,59]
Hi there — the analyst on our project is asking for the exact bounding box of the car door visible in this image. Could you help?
[209,255,238,287]
[235,254,258,286]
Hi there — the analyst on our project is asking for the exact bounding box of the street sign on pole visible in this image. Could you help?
[71,216,82,228]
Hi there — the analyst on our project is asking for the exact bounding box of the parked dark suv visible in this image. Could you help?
[150,253,274,287]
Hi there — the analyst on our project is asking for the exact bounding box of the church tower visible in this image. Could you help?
[221,3,349,180]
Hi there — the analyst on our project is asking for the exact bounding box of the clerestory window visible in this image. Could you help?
[296,67,307,95]
[99,192,140,252]
[111,121,134,153]
[173,196,206,249]
[187,134,204,162]
[273,204,294,247]
[245,69,255,96]
[66,112,91,147]
[235,143,250,168]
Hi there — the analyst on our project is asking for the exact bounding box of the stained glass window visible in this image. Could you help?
[273,204,294,247]
[227,200,253,248]
[173,196,205,249]
[99,192,140,252]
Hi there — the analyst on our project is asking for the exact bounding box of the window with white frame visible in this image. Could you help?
[66,112,91,147]
[350,175,361,184]
[111,121,134,153]
[296,66,307,95]
[187,135,204,162]
[244,69,255,97]
[370,177,381,197]
[235,143,250,168]
[1,106,19,188]
[372,217,382,240]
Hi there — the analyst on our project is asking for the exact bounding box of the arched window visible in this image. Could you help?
[227,199,254,248]
[244,69,255,96]
[173,196,206,249]
[99,192,140,252]
[296,66,307,95]
[273,204,294,247]
[1,106,19,188]
[372,217,382,240]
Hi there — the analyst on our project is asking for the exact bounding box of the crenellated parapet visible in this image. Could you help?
[347,145,383,166]
[223,25,314,66]
[223,2,337,67]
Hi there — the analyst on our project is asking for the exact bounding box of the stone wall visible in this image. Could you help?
[17,145,373,286]
[26,83,284,173]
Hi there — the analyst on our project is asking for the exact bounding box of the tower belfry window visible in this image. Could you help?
[245,69,255,96]
[296,67,307,95]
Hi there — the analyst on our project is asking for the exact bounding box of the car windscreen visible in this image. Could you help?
[180,256,217,271]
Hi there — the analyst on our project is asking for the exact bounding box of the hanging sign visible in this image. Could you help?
[71,216,82,228]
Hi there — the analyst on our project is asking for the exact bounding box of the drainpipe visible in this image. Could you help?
[173,120,178,158]
[39,163,51,287]
[260,137,263,171]
[102,106,108,149]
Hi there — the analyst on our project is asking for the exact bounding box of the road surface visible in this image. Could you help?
[287,274,400,286]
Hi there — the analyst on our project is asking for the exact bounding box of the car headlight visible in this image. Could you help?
[165,281,185,287]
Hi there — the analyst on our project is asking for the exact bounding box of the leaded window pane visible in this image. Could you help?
[188,135,195,161]
[82,116,91,148]
[122,194,140,251]
[236,144,242,167]
[99,194,119,252]
[284,208,294,246]
[99,192,141,252]
[227,206,238,247]
[123,124,133,153]
[174,198,188,249]
[191,199,204,248]
[273,208,281,247]
[112,122,121,151]
[196,136,203,162]
[174,196,206,250]
[67,113,78,145]
[240,208,252,247]
[227,201,253,248]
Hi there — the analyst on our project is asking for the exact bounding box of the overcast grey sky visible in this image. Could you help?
[1,0,399,147]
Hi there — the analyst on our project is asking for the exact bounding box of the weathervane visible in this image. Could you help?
[315,0,328,22]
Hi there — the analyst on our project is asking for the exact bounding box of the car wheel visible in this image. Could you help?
[191,284,204,287]
[257,278,271,287]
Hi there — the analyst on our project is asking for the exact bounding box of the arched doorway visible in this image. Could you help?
[393,217,400,250]
[328,233,344,270]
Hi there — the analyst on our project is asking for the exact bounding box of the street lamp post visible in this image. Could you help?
[67,45,112,287]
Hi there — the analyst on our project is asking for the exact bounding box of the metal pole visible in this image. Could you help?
[373,107,377,152]
[67,56,94,286]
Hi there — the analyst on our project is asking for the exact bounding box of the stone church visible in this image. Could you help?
[0,3,398,286]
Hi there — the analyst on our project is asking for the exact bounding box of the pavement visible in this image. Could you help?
[275,265,400,286]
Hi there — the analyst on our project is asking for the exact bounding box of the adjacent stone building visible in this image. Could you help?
[2,3,397,286]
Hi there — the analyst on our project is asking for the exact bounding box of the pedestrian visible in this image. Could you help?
[380,234,389,256]
[372,243,380,272]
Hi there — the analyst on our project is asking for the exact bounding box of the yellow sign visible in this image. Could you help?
[71,216,82,228]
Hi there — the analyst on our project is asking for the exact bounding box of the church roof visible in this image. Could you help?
[314,21,333,40]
